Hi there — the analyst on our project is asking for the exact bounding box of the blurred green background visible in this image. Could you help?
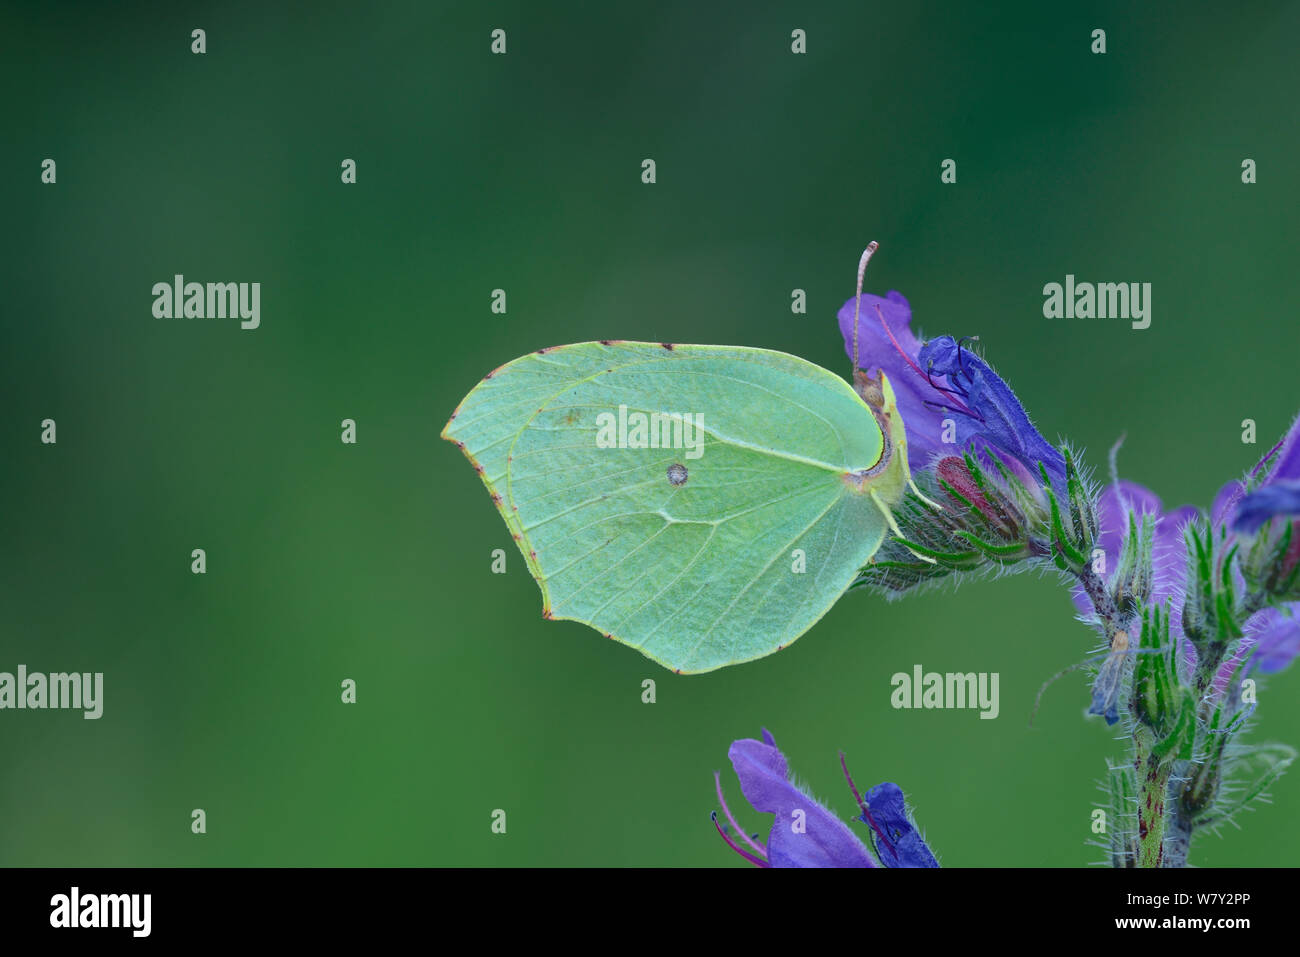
[2,1,1297,866]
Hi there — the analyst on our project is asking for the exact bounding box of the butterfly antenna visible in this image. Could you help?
[852,242,880,372]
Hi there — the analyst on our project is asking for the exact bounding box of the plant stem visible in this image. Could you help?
[1076,563,1173,865]
[1134,727,1172,867]
[1164,792,1193,868]
[1076,563,1121,628]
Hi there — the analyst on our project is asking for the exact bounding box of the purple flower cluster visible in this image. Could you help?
[1071,417,1300,687]
[839,284,1300,681]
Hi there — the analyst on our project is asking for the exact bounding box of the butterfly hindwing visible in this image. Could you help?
[444,341,906,672]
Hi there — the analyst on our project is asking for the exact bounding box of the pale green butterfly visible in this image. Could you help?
[442,244,935,673]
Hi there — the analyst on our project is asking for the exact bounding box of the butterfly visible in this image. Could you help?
[442,244,929,672]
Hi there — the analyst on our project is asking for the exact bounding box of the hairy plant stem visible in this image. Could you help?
[1164,770,1193,868]
[1076,563,1124,632]
[1134,728,1172,867]
[1165,590,1268,868]
[1068,493,1291,869]
[1076,563,1172,864]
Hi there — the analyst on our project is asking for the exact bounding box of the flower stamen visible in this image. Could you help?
[955,335,981,380]
[714,771,768,859]
[711,811,769,867]
[840,752,897,861]
[873,303,979,418]
[922,398,981,418]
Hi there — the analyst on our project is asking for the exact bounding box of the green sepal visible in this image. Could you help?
[1043,464,1085,568]
[1197,743,1297,829]
[1106,764,1139,868]
[1132,604,1176,733]
[1181,722,1229,820]
[1064,448,1096,549]
[889,537,983,569]
[954,530,1032,561]
[1151,692,1196,762]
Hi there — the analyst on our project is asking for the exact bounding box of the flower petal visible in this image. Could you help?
[728,735,877,868]
[919,337,1067,487]
[1154,505,1199,611]
[1245,604,1300,674]
[862,782,940,868]
[1233,480,1300,535]
[1211,480,1245,530]
[838,292,950,466]
[1232,412,1300,533]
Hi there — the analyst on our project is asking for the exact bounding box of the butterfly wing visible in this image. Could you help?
[443,341,906,673]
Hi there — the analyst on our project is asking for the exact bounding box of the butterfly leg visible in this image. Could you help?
[908,476,944,511]
[869,489,938,565]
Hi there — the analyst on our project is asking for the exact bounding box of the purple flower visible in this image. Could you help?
[1243,606,1300,673]
[712,728,939,868]
[838,292,1066,488]
[1236,486,1300,536]
[1234,411,1300,534]
[856,782,941,868]
[838,291,944,465]
[1076,478,1300,693]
